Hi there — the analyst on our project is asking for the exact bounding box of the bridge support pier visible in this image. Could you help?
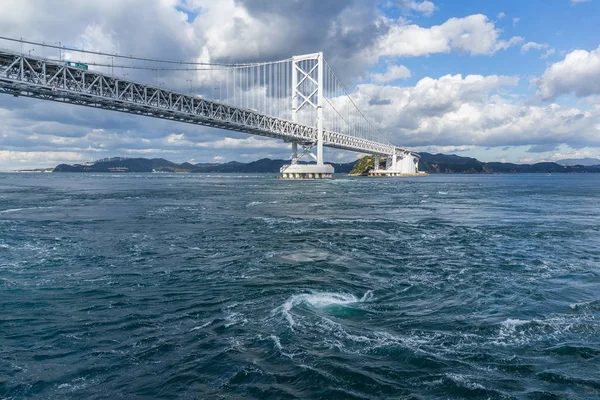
[280,163,334,179]
[280,141,334,179]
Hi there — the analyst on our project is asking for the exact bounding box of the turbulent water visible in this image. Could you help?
[1,173,599,399]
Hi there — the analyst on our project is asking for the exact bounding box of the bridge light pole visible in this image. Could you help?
[28,49,34,56]
[54,41,61,62]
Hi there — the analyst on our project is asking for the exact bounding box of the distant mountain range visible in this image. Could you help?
[53,158,357,173]
[417,153,600,173]
[52,153,600,174]
[556,158,600,166]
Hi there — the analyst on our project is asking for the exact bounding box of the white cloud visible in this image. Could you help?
[371,65,411,84]
[521,41,548,53]
[398,0,438,17]
[163,134,288,150]
[199,137,288,149]
[547,146,598,161]
[512,17,520,26]
[497,12,506,19]
[537,45,600,100]
[541,48,556,59]
[414,145,475,153]
[348,74,600,149]
[495,36,525,52]
[571,0,591,4]
[0,151,90,170]
[521,41,556,58]
[376,14,523,58]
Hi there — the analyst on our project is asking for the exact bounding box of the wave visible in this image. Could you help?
[190,321,212,331]
[273,290,373,328]
[278,249,331,263]
[493,314,599,346]
[0,206,54,214]
[569,299,600,311]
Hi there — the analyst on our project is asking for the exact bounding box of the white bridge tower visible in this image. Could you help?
[280,52,334,179]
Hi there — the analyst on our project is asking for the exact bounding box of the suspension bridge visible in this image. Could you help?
[0,37,420,178]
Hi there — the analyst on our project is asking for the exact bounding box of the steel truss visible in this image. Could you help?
[0,50,407,157]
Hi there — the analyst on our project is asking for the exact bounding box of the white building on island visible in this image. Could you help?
[370,150,422,176]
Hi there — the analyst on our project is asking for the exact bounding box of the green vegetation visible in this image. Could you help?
[349,155,373,175]
[349,155,387,175]
[349,155,392,175]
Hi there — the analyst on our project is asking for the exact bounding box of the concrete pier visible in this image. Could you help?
[280,163,335,179]
[368,171,427,177]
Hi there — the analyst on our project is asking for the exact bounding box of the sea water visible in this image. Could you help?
[0,173,599,399]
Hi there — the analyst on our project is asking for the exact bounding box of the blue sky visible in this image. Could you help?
[1,0,600,170]
[374,0,597,83]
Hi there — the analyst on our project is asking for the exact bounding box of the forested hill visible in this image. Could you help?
[53,158,357,173]
[418,152,600,173]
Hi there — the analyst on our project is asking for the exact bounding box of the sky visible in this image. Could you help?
[1,0,600,170]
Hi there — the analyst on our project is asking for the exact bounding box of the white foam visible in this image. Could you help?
[0,208,23,214]
[273,290,372,328]
[279,250,330,263]
[57,377,89,391]
[568,299,599,310]
[501,318,530,330]
[270,334,282,351]
[438,191,448,195]
[253,216,303,225]
[360,290,374,302]
[224,312,248,328]
[190,321,212,331]
[492,314,598,347]
[0,206,53,214]
[446,373,486,390]
[496,318,533,343]
[62,333,82,340]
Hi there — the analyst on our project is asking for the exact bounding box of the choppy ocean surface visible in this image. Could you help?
[0,172,599,399]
